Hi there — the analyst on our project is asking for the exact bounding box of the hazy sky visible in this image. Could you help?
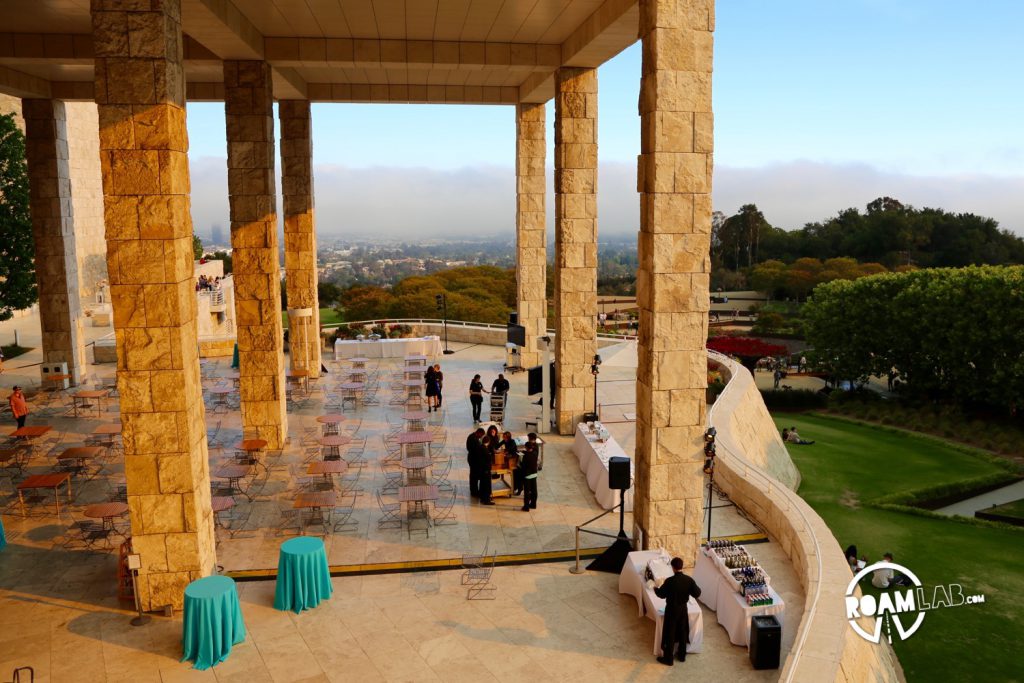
[186,0,1024,239]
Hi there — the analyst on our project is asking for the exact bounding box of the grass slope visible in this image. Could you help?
[775,413,1024,683]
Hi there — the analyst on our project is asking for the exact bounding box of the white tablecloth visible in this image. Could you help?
[618,550,704,656]
[572,423,634,511]
[716,584,785,646]
[693,551,785,647]
[334,336,442,360]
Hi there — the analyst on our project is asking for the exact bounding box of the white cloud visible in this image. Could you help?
[187,156,1024,240]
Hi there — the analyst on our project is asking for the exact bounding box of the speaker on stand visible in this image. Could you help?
[586,456,633,573]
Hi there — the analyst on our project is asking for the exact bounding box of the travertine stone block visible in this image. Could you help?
[23,99,88,385]
[92,0,216,611]
[515,102,546,368]
[280,100,322,378]
[225,60,287,448]
[634,0,714,567]
[554,68,598,434]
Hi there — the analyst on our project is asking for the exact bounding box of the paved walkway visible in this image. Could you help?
[0,311,804,681]
[935,479,1024,517]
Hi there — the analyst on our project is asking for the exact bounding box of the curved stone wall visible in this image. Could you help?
[709,355,801,490]
[707,351,902,682]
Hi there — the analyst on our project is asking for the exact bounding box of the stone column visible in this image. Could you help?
[515,102,547,368]
[634,0,715,564]
[280,100,321,378]
[553,67,598,435]
[92,0,216,610]
[225,60,287,447]
[23,99,88,385]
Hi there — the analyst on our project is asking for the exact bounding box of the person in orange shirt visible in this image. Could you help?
[9,385,28,429]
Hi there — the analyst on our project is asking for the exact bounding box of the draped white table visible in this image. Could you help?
[693,550,786,647]
[618,550,704,656]
[334,336,442,360]
[572,423,634,511]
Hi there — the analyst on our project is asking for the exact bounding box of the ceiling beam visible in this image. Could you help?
[518,72,554,104]
[561,0,639,68]
[0,64,51,98]
[181,0,263,60]
[0,33,92,61]
[272,67,307,99]
[51,81,94,101]
[305,83,516,105]
[264,37,560,70]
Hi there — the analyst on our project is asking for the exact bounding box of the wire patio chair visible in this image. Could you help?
[376,489,402,529]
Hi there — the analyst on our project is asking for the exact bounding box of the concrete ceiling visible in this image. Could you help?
[0,0,639,104]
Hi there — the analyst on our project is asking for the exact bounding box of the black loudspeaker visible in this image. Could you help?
[507,324,526,347]
[749,615,781,670]
[608,456,631,490]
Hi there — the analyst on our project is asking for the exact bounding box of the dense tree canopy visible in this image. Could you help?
[337,265,515,325]
[749,257,893,300]
[0,112,36,320]
[752,197,1024,268]
[803,266,1024,413]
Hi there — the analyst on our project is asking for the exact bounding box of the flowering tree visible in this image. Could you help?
[707,336,787,372]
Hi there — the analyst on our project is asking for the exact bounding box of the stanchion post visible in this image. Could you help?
[570,526,585,574]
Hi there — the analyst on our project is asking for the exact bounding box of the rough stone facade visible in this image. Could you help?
[280,100,321,378]
[553,67,598,435]
[91,0,216,610]
[633,0,715,564]
[515,102,547,368]
[65,102,108,302]
[225,60,287,447]
[22,99,88,385]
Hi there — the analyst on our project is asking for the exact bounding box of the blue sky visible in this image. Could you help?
[186,0,1024,237]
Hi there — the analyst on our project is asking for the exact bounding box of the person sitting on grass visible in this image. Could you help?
[872,552,911,588]
[785,426,815,445]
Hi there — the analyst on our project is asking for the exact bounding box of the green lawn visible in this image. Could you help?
[776,413,1024,683]
[984,499,1024,522]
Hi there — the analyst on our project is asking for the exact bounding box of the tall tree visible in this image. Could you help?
[0,112,36,321]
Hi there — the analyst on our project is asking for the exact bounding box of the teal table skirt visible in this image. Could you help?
[0,516,6,551]
[274,536,333,613]
[181,575,246,670]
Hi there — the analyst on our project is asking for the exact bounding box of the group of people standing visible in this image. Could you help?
[424,364,444,411]
[195,274,222,291]
[465,426,540,511]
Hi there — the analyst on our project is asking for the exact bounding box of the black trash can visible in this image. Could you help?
[749,615,781,670]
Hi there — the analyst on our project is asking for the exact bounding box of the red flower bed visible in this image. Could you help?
[706,337,787,371]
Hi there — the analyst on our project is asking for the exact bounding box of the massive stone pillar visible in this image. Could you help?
[553,67,598,435]
[634,0,715,564]
[91,0,216,609]
[515,103,547,368]
[22,99,88,385]
[280,100,321,378]
[225,60,287,447]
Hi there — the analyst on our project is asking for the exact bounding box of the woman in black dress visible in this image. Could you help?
[424,365,439,411]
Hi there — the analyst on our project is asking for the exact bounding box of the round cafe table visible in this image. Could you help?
[181,575,246,670]
[274,536,333,613]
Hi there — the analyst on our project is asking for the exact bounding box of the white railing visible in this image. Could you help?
[706,350,829,683]
[322,317,637,341]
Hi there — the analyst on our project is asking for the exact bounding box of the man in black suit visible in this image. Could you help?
[465,428,485,497]
[654,557,702,665]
